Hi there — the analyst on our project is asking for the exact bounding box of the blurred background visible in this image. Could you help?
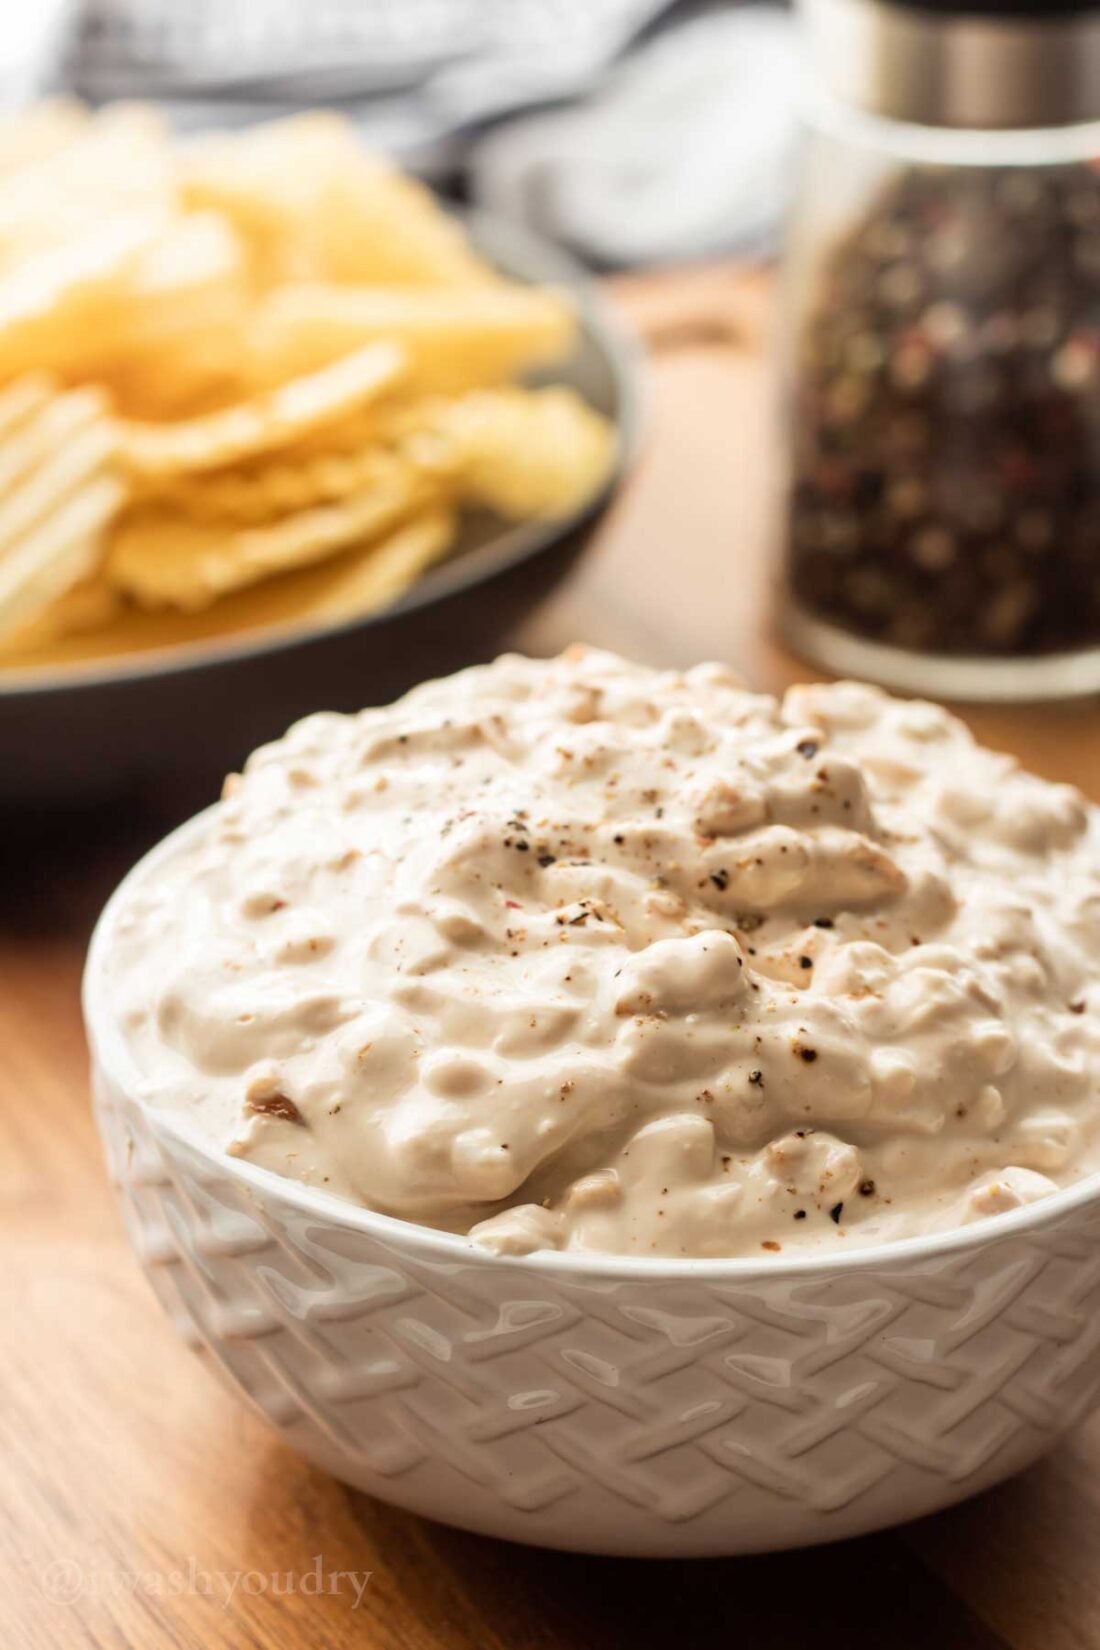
[0,0,1096,803]
[5,0,800,266]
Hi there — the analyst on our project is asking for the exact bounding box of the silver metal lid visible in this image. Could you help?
[801,0,1100,129]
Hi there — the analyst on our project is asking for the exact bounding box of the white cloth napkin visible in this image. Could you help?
[470,6,799,265]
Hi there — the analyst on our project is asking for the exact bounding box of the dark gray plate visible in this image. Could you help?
[0,214,643,807]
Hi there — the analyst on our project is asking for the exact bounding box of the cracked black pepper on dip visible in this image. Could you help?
[102,648,1100,1258]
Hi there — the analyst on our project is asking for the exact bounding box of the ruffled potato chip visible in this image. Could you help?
[0,103,173,264]
[181,113,494,288]
[389,386,617,519]
[2,572,121,650]
[0,372,54,439]
[107,452,434,610]
[0,384,111,496]
[0,378,123,639]
[143,441,398,526]
[117,339,405,479]
[290,505,455,621]
[0,471,124,641]
[0,102,614,669]
[251,282,575,392]
[0,508,455,667]
[0,212,169,380]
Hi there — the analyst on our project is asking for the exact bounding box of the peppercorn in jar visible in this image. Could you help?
[781,0,1100,700]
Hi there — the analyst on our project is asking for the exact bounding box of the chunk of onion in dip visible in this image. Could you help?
[103,647,1100,1257]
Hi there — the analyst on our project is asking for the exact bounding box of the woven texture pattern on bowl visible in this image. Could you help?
[94,1069,1100,1557]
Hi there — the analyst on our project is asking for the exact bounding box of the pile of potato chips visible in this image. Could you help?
[0,102,615,663]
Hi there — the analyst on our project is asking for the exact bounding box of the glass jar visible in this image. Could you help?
[779,0,1100,700]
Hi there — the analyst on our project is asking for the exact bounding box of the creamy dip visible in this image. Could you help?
[104,647,1100,1257]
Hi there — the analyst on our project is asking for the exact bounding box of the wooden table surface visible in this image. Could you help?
[5,265,1100,1650]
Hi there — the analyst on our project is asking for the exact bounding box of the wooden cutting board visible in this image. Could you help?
[3,263,1099,1650]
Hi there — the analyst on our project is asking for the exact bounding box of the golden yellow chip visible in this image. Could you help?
[0,377,121,640]
[0,211,168,379]
[155,505,457,632]
[79,212,249,365]
[391,386,616,519]
[2,573,120,650]
[286,505,455,620]
[0,213,250,404]
[0,384,111,497]
[180,113,494,288]
[0,472,124,641]
[117,339,405,478]
[0,100,616,672]
[0,209,245,386]
[251,282,576,391]
[0,377,123,640]
[143,437,398,526]
[106,452,432,609]
[0,506,455,668]
[0,393,116,549]
[97,331,250,423]
[0,104,173,265]
[0,373,54,439]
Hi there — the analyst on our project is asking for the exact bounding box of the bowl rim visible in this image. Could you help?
[84,800,1100,1284]
[0,208,645,699]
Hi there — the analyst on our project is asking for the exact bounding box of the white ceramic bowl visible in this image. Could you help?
[84,814,1100,1558]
